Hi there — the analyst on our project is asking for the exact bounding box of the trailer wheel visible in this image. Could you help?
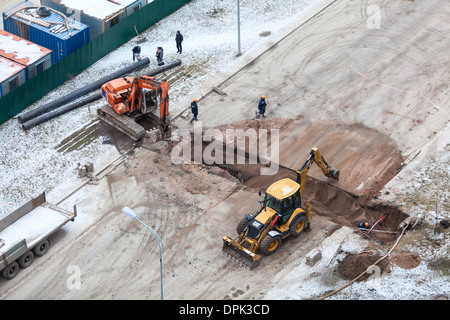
[2,261,19,280]
[18,251,35,268]
[33,239,50,256]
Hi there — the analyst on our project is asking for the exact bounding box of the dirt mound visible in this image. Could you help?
[390,252,421,269]
[337,252,421,282]
[337,253,391,281]
[271,119,405,201]
[204,118,404,201]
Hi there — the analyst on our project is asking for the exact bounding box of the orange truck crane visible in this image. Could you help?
[97,75,171,141]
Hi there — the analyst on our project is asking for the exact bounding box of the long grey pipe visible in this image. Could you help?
[144,59,181,76]
[17,57,151,123]
[21,93,101,130]
[21,59,182,130]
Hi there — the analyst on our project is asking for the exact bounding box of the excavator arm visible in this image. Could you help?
[158,80,170,130]
[98,76,171,141]
[296,147,340,196]
[126,76,170,130]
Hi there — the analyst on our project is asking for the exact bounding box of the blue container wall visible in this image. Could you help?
[2,14,24,40]
[27,21,88,65]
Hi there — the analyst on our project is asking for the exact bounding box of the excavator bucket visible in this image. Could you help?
[222,236,261,270]
[329,169,340,181]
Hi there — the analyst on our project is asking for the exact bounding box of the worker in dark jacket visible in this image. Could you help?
[176,30,183,54]
[190,99,198,123]
[132,45,141,62]
[358,221,370,230]
[256,95,267,118]
[156,46,164,66]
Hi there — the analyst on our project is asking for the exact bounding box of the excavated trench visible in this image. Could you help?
[171,119,408,243]
[103,116,408,243]
[221,163,407,243]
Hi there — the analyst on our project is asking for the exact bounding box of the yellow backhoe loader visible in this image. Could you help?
[222,147,340,269]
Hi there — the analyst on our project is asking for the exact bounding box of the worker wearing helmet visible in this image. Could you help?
[358,221,370,230]
[256,95,267,118]
[190,99,198,123]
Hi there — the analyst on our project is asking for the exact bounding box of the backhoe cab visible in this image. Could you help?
[222,147,339,269]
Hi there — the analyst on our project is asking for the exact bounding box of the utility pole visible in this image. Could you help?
[237,0,241,55]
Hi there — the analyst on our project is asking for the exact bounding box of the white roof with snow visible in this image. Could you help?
[0,56,25,83]
[0,31,51,66]
[58,0,138,20]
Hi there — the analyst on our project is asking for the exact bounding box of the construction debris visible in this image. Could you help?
[305,248,322,267]
[77,162,94,178]
[212,87,227,96]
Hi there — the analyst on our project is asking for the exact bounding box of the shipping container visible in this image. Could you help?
[41,0,146,40]
[0,30,52,81]
[2,1,90,65]
[0,56,26,98]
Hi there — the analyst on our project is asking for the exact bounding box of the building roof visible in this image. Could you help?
[0,30,51,66]
[55,0,138,21]
[0,56,25,83]
[4,1,89,40]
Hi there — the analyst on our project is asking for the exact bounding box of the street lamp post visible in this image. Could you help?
[122,207,164,300]
[237,0,241,55]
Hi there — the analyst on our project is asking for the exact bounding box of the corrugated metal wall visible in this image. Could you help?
[0,0,191,124]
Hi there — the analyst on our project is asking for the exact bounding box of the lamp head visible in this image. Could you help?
[122,207,137,219]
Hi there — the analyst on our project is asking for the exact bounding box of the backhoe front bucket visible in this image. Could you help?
[222,236,261,270]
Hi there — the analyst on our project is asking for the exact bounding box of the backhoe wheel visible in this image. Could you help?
[290,214,308,237]
[260,235,282,255]
[236,216,252,235]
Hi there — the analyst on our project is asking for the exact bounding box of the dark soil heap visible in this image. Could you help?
[337,253,391,281]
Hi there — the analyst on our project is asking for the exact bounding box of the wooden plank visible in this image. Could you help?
[212,87,227,95]
[14,12,52,28]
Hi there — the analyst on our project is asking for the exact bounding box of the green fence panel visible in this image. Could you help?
[0,0,191,125]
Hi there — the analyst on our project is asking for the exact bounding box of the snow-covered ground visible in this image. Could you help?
[0,0,319,218]
[1,0,448,301]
